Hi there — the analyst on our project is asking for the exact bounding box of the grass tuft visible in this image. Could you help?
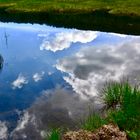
[82,114,107,131]
[45,129,61,140]
[103,81,140,139]
[82,80,140,139]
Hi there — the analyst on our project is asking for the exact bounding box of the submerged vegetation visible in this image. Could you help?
[47,81,140,140]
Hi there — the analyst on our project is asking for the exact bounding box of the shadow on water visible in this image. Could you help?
[0,8,140,35]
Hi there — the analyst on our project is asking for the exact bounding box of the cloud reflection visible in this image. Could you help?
[12,74,28,89]
[33,71,45,82]
[11,87,96,140]
[56,38,140,98]
[0,121,8,140]
[40,30,98,52]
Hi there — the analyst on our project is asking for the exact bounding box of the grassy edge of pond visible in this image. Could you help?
[0,2,140,35]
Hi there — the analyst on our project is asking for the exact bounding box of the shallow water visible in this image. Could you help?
[0,22,140,139]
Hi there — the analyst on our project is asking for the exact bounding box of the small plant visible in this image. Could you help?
[45,129,61,140]
[102,81,128,110]
[103,80,140,139]
[126,130,137,140]
[82,114,107,131]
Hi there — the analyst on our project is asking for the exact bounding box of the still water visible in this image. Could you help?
[0,22,140,139]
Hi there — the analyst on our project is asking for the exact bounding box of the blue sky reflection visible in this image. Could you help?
[0,22,140,139]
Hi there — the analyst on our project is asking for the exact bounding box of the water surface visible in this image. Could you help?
[0,22,140,139]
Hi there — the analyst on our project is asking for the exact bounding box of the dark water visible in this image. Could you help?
[0,10,140,35]
[0,22,140,139]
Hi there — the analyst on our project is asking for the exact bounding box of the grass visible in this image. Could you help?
[81,114,107,131]
[81,80,140,139]
[0,0,140,16]
[45,129,61,140]
[105,81,140,139]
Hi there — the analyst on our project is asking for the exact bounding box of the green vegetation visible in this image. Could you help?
[105,81,140,139]
[45,129,61,140]
[46,81,140,140]
[82,81,140,139]
[0,0,140,16]
[82,114,107,131]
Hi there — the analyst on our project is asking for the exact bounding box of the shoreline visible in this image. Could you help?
[0,7,140,35]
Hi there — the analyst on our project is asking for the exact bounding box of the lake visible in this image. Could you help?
[0,22,140,140]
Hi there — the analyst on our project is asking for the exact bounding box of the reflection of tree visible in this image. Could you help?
[0,55,3,70]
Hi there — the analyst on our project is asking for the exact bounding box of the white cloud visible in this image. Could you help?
[40,30,98,52]
[10,87,97,139]
[12,74,28,89]
[63,75,99,99]
[109,33,127,38]
[38,34,48,37]
[0,121,8,140]
[33,71,45,82]
[10,111,38,140]
[48,72,52,76]
[56,38,140,99]
[15,112,30,131]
